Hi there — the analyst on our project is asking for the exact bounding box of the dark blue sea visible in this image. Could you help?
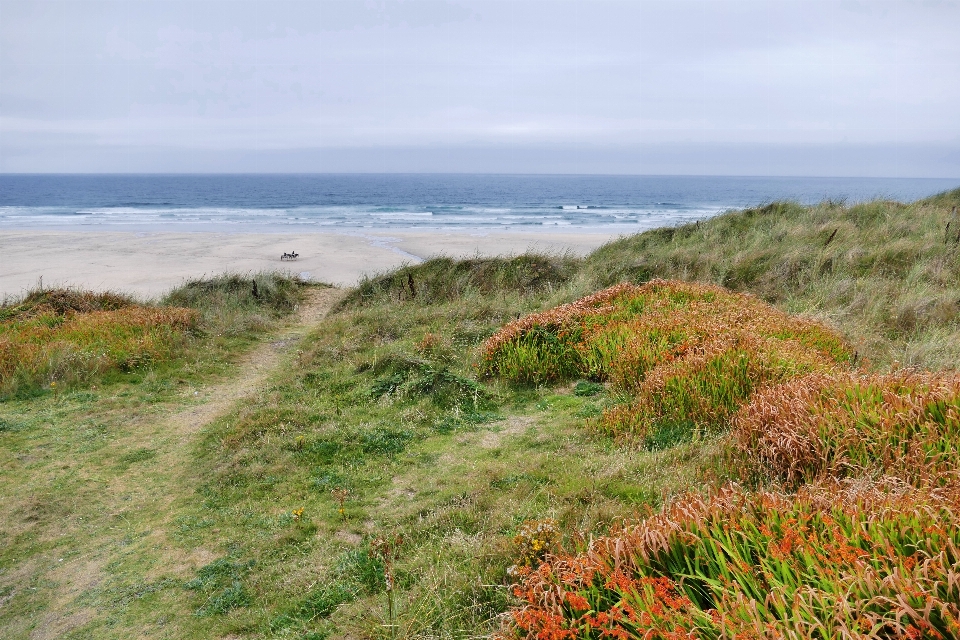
[1,175,957,232]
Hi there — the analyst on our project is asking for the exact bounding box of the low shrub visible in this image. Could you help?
[481,280,851,444]
[505,480,960,639]
[733,370,960,486]
[0,274,308,397]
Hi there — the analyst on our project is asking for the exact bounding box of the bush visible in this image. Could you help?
[481,280,851,444]
[0,288,136,322]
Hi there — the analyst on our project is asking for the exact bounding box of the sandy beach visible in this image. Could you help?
[0,229,619,300]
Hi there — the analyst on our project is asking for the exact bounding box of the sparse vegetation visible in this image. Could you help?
[2,189,960,639]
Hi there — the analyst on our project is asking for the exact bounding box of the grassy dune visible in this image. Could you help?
[0,273,307,399]
[582,193,960,370]
[1,189,959,639]
[479,280,853,447]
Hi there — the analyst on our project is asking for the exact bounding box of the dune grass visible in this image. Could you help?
[581,191,960,370]
[163,272,307,335]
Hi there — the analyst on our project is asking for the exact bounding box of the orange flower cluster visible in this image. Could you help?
[505,480,960,639]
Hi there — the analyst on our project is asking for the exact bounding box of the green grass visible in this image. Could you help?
[1,188,960,639]
[581,191,960,370]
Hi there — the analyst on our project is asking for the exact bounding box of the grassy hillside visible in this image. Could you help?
[583,192,960,369]
[0,188,959,639]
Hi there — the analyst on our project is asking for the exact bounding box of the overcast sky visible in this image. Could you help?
[1,0,958,175]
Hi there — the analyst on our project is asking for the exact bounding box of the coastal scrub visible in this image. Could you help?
[480,279,852,445]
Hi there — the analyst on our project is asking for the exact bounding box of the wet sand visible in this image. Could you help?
[0,229,620,299]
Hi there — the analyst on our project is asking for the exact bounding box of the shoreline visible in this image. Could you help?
[0,229,620,299]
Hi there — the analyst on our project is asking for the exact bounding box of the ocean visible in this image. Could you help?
[0,174,957,233]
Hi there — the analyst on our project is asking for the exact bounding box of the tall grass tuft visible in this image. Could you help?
[481,280,851,445]
[0,287,136,321]
[0,288,198,397]
[164,271,307,336]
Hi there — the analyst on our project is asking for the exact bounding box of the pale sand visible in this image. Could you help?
[0,230,621,300]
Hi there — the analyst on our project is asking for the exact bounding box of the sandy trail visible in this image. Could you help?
[161,286,341,439]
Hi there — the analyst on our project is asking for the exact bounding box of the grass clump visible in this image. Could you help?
[0,273,309,398]
[733,370,960,487]
[507,480,960,639]
[0,288,135,321]
[367,352,489,409]
[185,557,256,616]
[164,271,307,336]
[339,254,579,308]
[0,290,199,397]
[481,279,851,445]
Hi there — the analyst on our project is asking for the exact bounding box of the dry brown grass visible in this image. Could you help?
[733,370,960,487]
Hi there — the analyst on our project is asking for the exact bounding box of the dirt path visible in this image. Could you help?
[26,287,342,640]
[163,286,342,440]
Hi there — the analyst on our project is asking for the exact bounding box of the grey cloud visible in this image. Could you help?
[1,0,958,174]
